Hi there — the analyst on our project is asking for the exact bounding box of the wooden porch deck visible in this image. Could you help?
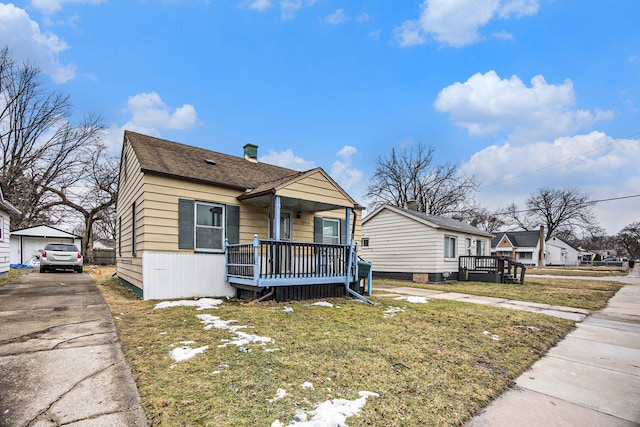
[458,256,526,284]
[225,237,372,301]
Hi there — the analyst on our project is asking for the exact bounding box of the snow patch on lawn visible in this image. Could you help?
[271,391,379,426]
[170,342,209,362]
[393,296,429,304]
[154,298,224,310]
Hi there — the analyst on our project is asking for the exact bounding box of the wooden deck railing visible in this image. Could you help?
[226,236,357,287]
[459,255,526,284]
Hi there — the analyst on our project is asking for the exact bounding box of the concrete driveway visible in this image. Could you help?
[0,271,147,427]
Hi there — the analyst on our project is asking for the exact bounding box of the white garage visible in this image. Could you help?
[10,225,83,265]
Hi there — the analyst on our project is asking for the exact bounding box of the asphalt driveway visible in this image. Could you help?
[0,271,147,426]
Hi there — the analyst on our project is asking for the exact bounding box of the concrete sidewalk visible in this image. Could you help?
[0,271,148,427]
[377,266,640,426]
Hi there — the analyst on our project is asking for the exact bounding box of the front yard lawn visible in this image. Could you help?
[527,266,628,277]
[375,277,623,311]
[92,268,574,427]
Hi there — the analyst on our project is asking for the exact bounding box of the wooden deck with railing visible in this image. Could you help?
[225,236,372,295]
[458,255,526,284]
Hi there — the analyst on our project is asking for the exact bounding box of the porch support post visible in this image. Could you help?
[274,196,281,241]
[344,207,351,246]
[253,234,260,284]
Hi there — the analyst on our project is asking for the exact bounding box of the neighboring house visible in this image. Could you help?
[94,238,116,250]
[360,204,494,283]
[10,225,83,265]
[491,228,545,266]
[0,186,21,278]
[117,131,364,300]
[545,236,580,266]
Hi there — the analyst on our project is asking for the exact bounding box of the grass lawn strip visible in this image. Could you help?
[91,268,575,427]
[527,266,628,277]
[375,277,623,311]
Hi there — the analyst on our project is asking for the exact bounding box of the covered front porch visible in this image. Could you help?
[226,168,372,303]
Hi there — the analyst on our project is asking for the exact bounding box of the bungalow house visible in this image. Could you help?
[360,204,494,283]
[116,131,365,301]
[491,228,545,266]
[9,225,83,265]
[1,186,21,278]
[545,236,580,266]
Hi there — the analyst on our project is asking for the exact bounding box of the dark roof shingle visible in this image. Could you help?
[125,130,300,190]
[491,230,540,248]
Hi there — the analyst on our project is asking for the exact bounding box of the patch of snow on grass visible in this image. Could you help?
[170,343,208,362]
[272,391,379,426]
[268,388,288,403]
[196,314,273,349]
[483,331,501,341]
[310,301,334,308]
[383,306,406,318]
[301,381,314,389]
[154,298,224,310]
[394,296,428,304]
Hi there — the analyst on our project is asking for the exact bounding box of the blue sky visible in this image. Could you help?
[3,0,640,235]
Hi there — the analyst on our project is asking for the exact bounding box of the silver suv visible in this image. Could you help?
[40,244,84,273]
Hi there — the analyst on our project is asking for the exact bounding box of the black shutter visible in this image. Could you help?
[226,205,240,245]
[340,219,346,244]
[314,216,323,243]
[178,199,195,249]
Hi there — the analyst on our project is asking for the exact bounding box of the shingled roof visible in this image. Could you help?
[125,130,302,191]
[364,205,494,237]
[491,230,540,248]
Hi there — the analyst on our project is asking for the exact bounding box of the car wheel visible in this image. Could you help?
[76,267,83,273]
[40,266,46,273]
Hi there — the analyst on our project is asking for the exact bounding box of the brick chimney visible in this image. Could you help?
[407,199,418,211]
[243,143,258,162]
[538,225,545,267]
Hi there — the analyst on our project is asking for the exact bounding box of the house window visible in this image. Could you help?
[362,238,369,247]
[195,202,224,252]
[131,203,136,256]
[444,235,457,259]
[519,252,533,260]
[322,218,340,245]
[476,240,486,256]
[465,238,471,255]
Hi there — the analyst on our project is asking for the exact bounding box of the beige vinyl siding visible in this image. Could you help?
[278,170,353,208]
[116,140,145,289]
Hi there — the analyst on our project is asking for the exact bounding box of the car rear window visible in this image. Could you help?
[44,244,79,252]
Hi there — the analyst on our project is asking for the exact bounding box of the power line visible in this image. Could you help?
[507,193,640,214]
[479,130,640,190]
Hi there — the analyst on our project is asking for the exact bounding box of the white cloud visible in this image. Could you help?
[324,9,349,25]
[460,131,640,234]
[259,149,316,171]
[280,0,302,19]
[30,0,106,15]
[434,71,614,142]
[123,92,198,133]
[242,0,271,12]
[395,0,539,47]
[0,3,75,83]
[330,145,363,191]
[356,13,370,24]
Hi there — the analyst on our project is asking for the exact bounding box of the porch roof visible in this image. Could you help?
[238,167,360,212]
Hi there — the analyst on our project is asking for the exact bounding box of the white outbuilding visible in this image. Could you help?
[10,225,83,265]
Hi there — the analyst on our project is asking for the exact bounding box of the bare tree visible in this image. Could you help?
[44,144,119,263]
[502,187,596,241]
[365,142,479,216]
[453,204,507,232]
[616,222,640,260]
[0,47,104,229]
